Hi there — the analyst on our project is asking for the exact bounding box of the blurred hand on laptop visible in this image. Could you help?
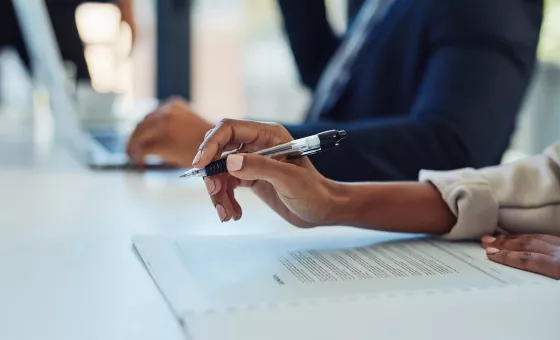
[126,97,213,167]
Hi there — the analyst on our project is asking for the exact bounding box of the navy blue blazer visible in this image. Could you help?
[280,0,543,181]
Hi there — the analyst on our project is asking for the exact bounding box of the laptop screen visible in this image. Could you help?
[12,0,87,152]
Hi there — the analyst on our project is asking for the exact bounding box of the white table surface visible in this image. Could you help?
[2,106,560,340]
[0,107,292,340]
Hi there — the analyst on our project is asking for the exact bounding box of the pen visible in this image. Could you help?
[179,130,347,178]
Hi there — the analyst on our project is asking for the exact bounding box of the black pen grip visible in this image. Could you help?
[204,158,228,176]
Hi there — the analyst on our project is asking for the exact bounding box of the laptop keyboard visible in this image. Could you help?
[91,133,127,154]
[88,130,169,168]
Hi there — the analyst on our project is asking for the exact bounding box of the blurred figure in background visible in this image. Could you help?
[0,0,135,81]
[128,0,543,182]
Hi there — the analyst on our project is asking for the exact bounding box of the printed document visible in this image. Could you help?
[134,230,544,314]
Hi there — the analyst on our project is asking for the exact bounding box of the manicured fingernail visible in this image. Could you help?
[203,177,216,194]
[192,150,202,165]
[216,204,227,222]
[482,236,496,244]
[486,247,500,255]
[227,154,244,172]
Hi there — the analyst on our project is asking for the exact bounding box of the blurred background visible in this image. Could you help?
[0,0,559,157]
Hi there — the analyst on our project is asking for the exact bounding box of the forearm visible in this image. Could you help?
[328,181,456,235]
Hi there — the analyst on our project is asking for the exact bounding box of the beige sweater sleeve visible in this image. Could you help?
[419,142,560,240]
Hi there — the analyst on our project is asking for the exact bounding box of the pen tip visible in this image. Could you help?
[179,174,187,178]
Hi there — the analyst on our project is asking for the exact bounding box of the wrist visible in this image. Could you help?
[321,180,359,226]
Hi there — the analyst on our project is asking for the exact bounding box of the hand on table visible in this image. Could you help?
[194,119,341,227]
[482,234,560,279]
[127,97,213,167]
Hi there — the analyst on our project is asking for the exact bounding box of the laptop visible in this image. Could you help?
[13,0,165,169]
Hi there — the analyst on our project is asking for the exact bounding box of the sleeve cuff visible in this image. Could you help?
[419,168,500,240]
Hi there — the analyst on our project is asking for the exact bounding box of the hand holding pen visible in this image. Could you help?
[182,127,346,178]
[189,119,347,224]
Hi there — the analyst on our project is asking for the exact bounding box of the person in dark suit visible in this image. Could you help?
[0,0,135,81]
[127,0,543,182]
